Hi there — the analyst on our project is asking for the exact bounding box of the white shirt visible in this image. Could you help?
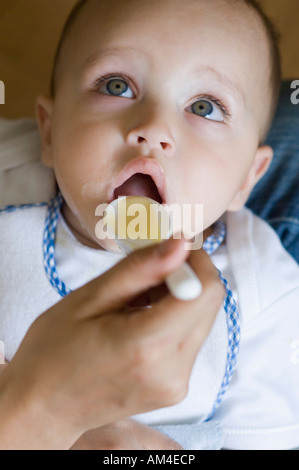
[53,206,299,449]
[213,209,299,450]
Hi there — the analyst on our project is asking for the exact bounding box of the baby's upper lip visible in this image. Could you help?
[108,157,167,204]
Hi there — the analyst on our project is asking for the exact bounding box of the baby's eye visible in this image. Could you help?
[187,99,224,122]
[101,78,134,98]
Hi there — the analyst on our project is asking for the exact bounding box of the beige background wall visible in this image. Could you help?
[0,0,298,119]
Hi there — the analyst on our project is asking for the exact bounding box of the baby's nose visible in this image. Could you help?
[126,120,175,158]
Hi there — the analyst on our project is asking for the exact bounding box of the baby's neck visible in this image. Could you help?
[61,203,103,250]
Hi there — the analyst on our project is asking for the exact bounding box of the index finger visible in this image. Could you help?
[135,248,224,342]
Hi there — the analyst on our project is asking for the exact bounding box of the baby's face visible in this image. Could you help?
[37,0,273,250]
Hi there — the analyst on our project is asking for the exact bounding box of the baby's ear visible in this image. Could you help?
[35,94,54,168]
[228,145,273,211]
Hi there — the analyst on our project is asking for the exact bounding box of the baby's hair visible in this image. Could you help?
[49,0,281,143]
[244,0,281,141]
[50,0,87,99]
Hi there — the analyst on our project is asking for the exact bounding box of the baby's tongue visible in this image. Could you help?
[114,173,162,203]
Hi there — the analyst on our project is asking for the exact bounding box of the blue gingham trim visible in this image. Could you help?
[0,201,47,214]
[43,192,71,297]
[42,194,240,415]
[202,220,226,253]
[203,221,241,419]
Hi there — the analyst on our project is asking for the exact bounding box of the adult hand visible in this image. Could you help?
[0,237,224,449]
[70,418,183,450]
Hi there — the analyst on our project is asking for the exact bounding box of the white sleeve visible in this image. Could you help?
[0,117,56,207]
[152,421,223,450]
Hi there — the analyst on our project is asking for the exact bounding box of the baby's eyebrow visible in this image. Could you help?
[81,48,246,108]
[194,66,246,107]
[82,46,146,70]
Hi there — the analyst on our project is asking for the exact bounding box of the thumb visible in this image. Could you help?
[80,237,189,316]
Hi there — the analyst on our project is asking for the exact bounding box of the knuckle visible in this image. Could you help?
[125,338,152,369]
[159,378,188,407]
[103,439,128,450]
[123,251,152,290]
[110,440,130,450]
[127,250,144,273]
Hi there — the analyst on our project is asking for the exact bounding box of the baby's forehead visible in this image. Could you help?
[55,0,271,120]
[64,0,268,67]
[85,0,261,35]
[51,0,275,143]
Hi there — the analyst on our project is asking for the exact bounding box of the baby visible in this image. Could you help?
[0,0,299,450]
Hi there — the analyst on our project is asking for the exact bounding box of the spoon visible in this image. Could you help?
[104,196,202,301]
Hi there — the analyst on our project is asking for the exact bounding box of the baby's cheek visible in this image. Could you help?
[80,181,108,204]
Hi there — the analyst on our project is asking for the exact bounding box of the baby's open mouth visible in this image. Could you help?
[113,173,163,204]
